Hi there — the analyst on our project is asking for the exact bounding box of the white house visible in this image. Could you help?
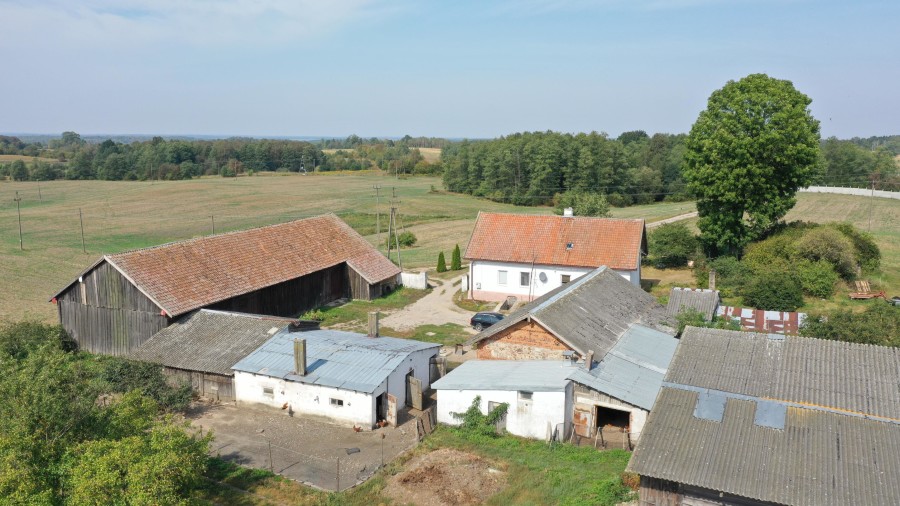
[464,212,647,302]
[432,360,574,441]
[231,322,440,428]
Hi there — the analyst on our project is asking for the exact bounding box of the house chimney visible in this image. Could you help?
[563,207,574,217]
[368,311,379,338]
[709,269,717,291]
[294,338,307,376]
[585,350,595,371]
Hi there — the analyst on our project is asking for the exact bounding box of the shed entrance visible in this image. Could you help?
[596,405,631,449]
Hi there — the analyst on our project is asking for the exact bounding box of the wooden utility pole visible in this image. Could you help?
[211,215,216,235]
[373,185,381,249]
[14,191,23,250]
[79,208,86,254]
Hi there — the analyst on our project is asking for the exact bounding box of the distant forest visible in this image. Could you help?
[1,132,897,203]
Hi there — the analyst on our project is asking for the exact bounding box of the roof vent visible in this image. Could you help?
[693,390,726,422]
[562,350,576,367]
[566,242,574,250]
[563,207,573,217]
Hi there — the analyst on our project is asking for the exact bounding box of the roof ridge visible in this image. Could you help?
[197,308,297,322]
[108,213,339,258]
[478,211,644,223]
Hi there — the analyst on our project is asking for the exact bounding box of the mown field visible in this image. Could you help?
[0,172,688,323]
[1,173,895,322]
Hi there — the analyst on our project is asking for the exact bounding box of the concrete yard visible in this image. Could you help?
[188,402,420,492]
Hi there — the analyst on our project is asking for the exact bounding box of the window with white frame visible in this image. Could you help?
[262,386,274,398]
[520,272,530,286]
[498,270,508,285]
[561,274,571,284]
[518,391,533,401]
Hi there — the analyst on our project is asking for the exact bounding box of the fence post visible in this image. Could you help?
[268,440,274,473]
[336,457,340,492]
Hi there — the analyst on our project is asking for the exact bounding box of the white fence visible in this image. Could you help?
[800,186,899,200]
[400,271,429,290]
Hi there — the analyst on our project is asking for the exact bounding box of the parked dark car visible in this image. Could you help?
[470,312,504,331]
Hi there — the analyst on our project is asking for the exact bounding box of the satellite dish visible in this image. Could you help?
[539,272,548,283]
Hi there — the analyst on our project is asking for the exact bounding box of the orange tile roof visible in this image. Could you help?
[57,215,399,317]
[464,212,646,270]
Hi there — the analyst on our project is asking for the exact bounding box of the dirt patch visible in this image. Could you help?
[383,448,506,505]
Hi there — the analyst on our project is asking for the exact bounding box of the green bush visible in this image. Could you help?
[451,244,462,270]
[742,272,804,312]
[436,252,447,272]
[830,222,880,272]
[100,360,193,412]
[386,231,417,248]
[450,395,508,439]
[695,256,751,298]
[801,303,900,347]
[648,223,699,268]
[796,259,839,298]
[795,227,857,279]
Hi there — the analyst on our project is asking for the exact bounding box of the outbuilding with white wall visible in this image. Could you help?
[432,360,574,441]
[232,323,440,428]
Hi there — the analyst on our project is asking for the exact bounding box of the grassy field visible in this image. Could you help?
[0,173,690,323]
[196,427,632,505]
[0,154,60,163]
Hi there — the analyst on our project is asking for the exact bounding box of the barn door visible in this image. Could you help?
[407,373,423,410]
[387,393,398,426]
[429,356,446,383]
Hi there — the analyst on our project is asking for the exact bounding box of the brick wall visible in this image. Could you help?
[476,320,572,360]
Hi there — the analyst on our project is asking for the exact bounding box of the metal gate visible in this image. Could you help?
[407,375,423,410]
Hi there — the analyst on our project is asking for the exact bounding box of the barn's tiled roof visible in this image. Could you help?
[128,309,296,376]
[628,327,900,506]
[54,214,399,317]
[468,266,675,358]
[464,212,646,270]
[666,287,720,321]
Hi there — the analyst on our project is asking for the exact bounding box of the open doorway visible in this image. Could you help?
[596,406,631,449]
[376,392,385,423]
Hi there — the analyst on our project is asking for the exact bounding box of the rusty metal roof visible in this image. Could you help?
[128,309,295,376]
[464,212,646,270]
[666,287,720,321]
[52,214,400,317]
[628,327,900,505]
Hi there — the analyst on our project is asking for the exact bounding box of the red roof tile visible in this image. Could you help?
[464,212,646,270]
[61,215,399,317]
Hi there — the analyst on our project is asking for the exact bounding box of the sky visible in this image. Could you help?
[0,0,897,139]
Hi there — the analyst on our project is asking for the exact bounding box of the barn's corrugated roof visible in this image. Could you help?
[232,329,440,394]
[468,266,675,358]
[127,309,295,376]
[567,324,678,410]
[628,327,900,505]
[52,214,399,317]
[666,287,720,321]
[432,360,574,392]
[464,212,646,270]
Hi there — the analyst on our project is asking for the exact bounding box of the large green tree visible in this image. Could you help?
[685,74,821,255]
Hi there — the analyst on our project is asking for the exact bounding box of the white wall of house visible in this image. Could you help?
[469,260,638,301]
[234,370,376,427]
[233,347,438,428]
[436,384,573,440]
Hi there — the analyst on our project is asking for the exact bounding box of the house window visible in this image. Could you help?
[519,391,533,401]
[262,386,274,398]
[330,398,344,407]
[561,274,571,284]
[498,270,508,285]
[520,272,530,286]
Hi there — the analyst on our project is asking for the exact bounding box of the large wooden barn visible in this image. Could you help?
[51,214,400,355]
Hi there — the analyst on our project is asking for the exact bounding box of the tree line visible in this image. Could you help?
[318,134,451,150]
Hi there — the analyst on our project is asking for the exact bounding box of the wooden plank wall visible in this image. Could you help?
[348,265,375,300]
[164,368,235,402]
[57,262,168,355]
[208,263,348,316]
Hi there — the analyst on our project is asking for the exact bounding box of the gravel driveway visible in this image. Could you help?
[382,275,477,333]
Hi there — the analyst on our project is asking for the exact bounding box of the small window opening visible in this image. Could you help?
[561,274,571,284]
[330,398,344,407]
[262,386,274,397]
[519,391,533,401]
[520,272,530,286]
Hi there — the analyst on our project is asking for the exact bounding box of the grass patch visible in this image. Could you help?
[453,290,496,312]
[197,458,328,505]
[309,287,429,329]
[382,323,471,346]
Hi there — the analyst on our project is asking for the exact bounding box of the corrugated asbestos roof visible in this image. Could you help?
[431,360,574,392]
[128,309,295,376]
[628,327,900,506]
[567,324,678,410]
[232,328,440,394]
[464,212,646,270]
[469,266,675,359]
[666,287,720,321]
[52,214,400,317]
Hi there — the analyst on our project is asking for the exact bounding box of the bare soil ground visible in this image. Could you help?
[383,448,507,506]
[381,275,476,332]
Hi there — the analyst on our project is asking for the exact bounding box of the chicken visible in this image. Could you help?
[281,402,289,410]
[353,425,362,432]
